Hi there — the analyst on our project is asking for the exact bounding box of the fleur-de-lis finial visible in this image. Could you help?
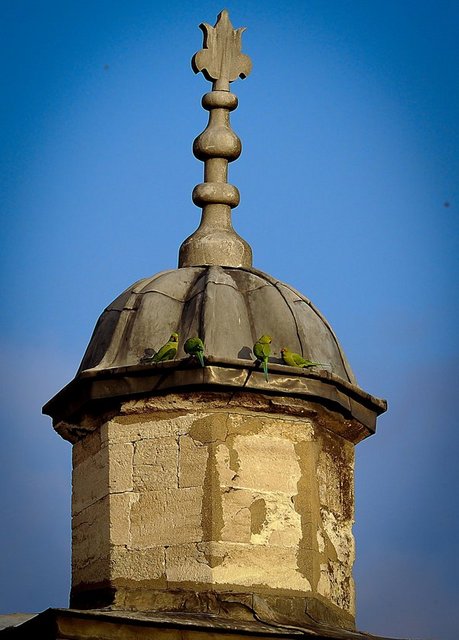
[192,9,252,91]
[179,10,253,269]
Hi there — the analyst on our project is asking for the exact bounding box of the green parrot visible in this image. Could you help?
[281,347,324,368]
[253,334,272,382]
[152,332,179,362]
[184,336,205,367]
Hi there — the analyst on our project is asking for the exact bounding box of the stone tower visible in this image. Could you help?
[44,11,386,636]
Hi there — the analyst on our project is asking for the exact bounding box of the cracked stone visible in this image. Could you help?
[133,437,178,490]
[130,487,203,547]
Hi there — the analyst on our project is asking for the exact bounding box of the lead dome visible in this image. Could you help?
[78,265,356,384]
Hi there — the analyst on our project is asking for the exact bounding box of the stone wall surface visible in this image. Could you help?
[71,393,355,628]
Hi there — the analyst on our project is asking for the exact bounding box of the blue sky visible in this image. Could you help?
[1,1,458,638]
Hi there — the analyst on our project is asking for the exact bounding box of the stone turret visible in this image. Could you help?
[43,10,386,635]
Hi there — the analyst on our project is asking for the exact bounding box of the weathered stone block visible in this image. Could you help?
[317,442,354,519]
[72,555,110,586]
[214,439,237,486]
[109,492,132,546]
[72,442,108,516]
[189,413,228,444]
[109,442,134,493]
[72,428,102,467]
[317,559,355,614]
[72,496,110,584]
[178,434,208,487]
[133,437,178,490]
[165,544,212,583]
[199,541,313,592]
[251,494,303,547]
[130,487,203,547]
[220,488,253,543]
[226,413,314,443]
[106,414,195,444]
[111,545,166,581]
[228,433,301,494]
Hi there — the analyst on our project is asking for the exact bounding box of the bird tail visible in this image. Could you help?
[262,359,269,382]
[197,350,205,367]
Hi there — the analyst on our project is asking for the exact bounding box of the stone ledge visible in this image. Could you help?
[43,359,386,444]
[0,607,402,639]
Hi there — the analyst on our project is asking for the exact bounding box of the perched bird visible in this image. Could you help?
[253,334,272,382]
[281,347,324,368]
[139,347,156,364]
[152,332,179,362]
[184,336,205,367]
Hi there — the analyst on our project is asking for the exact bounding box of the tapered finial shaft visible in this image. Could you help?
[179,10,253,269]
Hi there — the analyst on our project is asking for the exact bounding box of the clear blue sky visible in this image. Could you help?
[1,2,458,638]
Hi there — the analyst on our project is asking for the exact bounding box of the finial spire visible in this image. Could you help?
[192,9,252,91]
[179,10,253,269]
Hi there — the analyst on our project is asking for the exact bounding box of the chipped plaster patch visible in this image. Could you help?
[230,434,301,493]
[211,543,312,592]
[320,508,354,565]
[251,495,302,547]
[317,527,325,553]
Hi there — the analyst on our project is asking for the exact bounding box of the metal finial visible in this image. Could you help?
[178,10,253,269]
[192,9,252,91]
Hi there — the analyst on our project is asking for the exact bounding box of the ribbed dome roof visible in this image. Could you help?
[78,266,356,385]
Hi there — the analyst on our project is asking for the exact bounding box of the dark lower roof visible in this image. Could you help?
[0,608,405,640]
